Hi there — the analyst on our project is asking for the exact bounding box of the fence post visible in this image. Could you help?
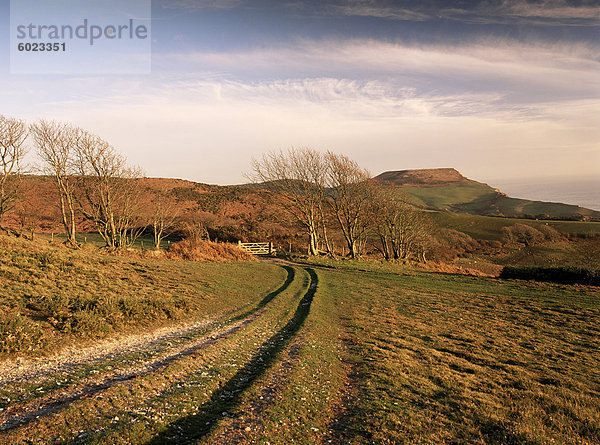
[269,242,273,255]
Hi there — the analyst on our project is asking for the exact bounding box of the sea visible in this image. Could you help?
[489,176,600,212]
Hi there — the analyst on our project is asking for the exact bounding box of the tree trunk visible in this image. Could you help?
[379,233,390,260]
[308,228,319,256]
[347,238,357,259]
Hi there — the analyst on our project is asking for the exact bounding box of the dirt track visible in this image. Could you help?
[0,264,336,444]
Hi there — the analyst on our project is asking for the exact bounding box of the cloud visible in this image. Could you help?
[489,0,599,21]
[331,0,600,25]
[7,71,596,184]
[156,38,600,105]
[328,1,431,21]
[4,33,598,185]
[155,0,244,10]
[152,0,599,25]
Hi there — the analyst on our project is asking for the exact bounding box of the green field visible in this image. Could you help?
[431,211,600,241]
[403,183,600,220]
[1,236,599,444]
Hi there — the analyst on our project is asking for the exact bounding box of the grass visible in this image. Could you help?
[0,234,275,357]
[310,265,599,444]
[1,240,599,444]
[1,263,312,443]
[36,232,158,250]
[403,182,600,219]
[404,182,498,212]
[430,212,600,242]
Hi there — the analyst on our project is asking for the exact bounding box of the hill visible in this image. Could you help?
[375,168,600,220]
[5,175,296,245]
[5,171,599,258]
[376,168,472,186]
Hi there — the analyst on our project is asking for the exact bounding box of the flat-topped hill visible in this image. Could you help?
[375,168,472,186]
[375,169,600,220]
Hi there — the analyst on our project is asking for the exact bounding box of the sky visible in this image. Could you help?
[1,0,599,192]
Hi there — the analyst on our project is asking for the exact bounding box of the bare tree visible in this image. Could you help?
[0,116,28,227]
[30,120,79,246]
[372,184,434,262]
[325,152,374,259]
[179,214,211,244]
[16,206,40,240]
[13,180,40,239]
[250,148,328,256]
[113,166,146,248]
[74,130,145,249]
[152,187,179,249]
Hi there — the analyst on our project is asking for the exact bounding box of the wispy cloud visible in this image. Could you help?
[8,71,596,184]
[153,0,599,25]
[325,0,599,25]
[155,38,600,105]
[156,0,244,10]
[4,5,598,184]
[486,0,599,21]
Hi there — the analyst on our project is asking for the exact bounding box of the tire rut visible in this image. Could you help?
[0,265,297,433]
[145,267,319,445]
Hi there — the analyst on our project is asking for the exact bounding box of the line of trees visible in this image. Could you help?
[251,147,435,261]
[30,120,147,249]
[0,117,178,250]
[2,116,433,259]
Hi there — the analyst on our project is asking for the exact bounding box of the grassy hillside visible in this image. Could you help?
[376,168,600,220]
[404,184,600,219]
[0,235,268,357]
[430,212,600,242]
[1,257,598,443]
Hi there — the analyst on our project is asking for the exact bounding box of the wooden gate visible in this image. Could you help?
[238,241,274,255]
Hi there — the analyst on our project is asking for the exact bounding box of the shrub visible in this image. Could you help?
[537,224,563,242]
[0,313,47,354]
[167,238,254,262]
[502,224,546,246]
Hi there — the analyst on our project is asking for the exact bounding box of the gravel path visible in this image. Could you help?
[0,264,298,437]
[0,317,216,386]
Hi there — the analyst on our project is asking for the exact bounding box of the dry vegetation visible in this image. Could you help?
[1,258,598,444]
[166,238,254,262]
[0,234,263,357]
[321,263,600,444]
[1,117,599,443]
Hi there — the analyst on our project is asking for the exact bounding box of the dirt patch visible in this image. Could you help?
[0,318,215,386]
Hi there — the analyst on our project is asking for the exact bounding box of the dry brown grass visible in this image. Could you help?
[325,267,600,444]
[0,234,266,357]
[166,238,255,262]
[416,260,503,277]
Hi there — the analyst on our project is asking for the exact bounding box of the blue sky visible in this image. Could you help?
[1,0,599,186]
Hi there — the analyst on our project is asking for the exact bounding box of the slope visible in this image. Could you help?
[375,168,600,220]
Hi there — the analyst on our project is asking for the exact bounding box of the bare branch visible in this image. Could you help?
[325,151,373,258]
[30,120,79,246]
[249,147,328,255]
[0,116,28,225]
